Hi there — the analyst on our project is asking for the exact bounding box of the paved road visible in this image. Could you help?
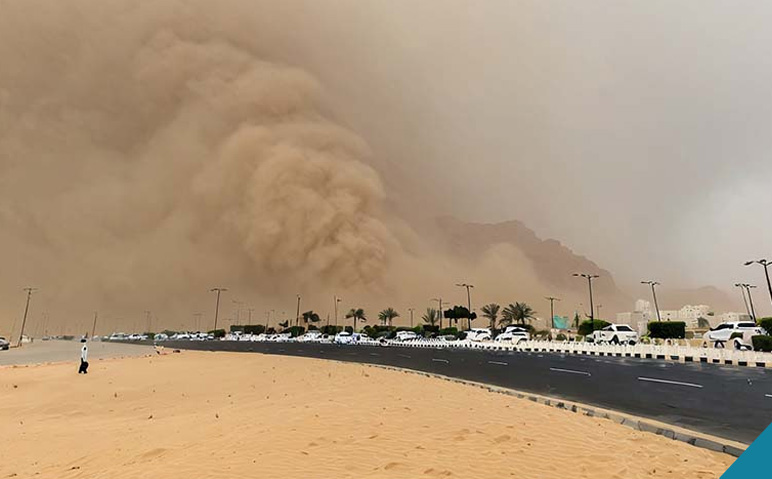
[153,340,772,444]
[0,340,153,366]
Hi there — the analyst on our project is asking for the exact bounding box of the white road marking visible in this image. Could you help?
[369,353,380,356]
[488,361,508,366]
[550,367,591,377]
[432,358,450,363]
[765,394,772,398]
[398,354,412,359]
[637,377,703,389]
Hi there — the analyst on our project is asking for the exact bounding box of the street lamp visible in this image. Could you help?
[295,294,301,328]
[408,308,415,328]
[736,283,758,321]
[431,298,444,329]
[573,273,599,332]
[18,287,37,347]
[545,297,560,329]
[734,283,752,319]
[641,281,662,322]
[455,283,475,330]
[744,259,772,308]
[334,296,342,327]
[210,288,227,331]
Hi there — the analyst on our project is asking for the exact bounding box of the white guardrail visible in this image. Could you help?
[221,335,772,367]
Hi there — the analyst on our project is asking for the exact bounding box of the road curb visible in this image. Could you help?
[363,363,747,458]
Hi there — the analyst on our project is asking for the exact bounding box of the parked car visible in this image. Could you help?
[297,331,323,342]
[334,331,355,344]
[704,322,763,349]
[0,336,9,350]
[495,326,530,344]
[154,333,169,341]
[394,331,419,342]
[465,328,493,342]
[109,332,128,341]
[590,324,638,345]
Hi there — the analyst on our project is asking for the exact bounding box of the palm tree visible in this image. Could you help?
[481,303,500,330]
[501,302,536,327]
[422,308,439,327]
[302,310,321,329]
[378,307,400,327]
[345,308,367,331]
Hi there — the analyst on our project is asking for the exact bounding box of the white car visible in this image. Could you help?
[297,331,323,342]
[394,331,419,341]
[495,326,530,344]
[334,331,354,344]
[171,332,191,340]
[109,332,128,341]
[590,324,638,345]
[0,336,9,350]
[465,328,493,342]
[704,322,763,349]
[154,333,169,341]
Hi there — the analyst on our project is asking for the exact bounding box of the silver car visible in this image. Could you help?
[0,336,10,350]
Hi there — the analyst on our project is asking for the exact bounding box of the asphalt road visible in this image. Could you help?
[0,340,153,366]
[158,340,772,444]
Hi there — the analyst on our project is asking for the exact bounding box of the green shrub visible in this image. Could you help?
[438,327,459,337]
[422,325,440,335]
[578,320,611,336]
[320,325,343,336]
[344,326,354,334]
[308,324,318,331]
[648,321,686,339]
[759,318,772,335]
[283,326,305,337]
[555,333,567,341]
[144,332,156,340]
[752,335,772,352]
[208,329,226,338]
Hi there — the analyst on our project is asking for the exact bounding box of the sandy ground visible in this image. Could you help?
[0,340,153,366]
[0,350,734,479]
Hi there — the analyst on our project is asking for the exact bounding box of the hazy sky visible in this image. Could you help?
[290,1,772,294]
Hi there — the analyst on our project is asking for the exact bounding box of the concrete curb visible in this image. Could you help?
[362,363,747,458]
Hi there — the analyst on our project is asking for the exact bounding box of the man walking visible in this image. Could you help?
[78,342,89,374]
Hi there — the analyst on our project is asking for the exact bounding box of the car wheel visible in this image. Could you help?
[628,340,636,346]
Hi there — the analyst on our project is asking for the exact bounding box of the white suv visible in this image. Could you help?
[495,326,530,344]
[395,331,419,341]
[465,328,492,342]
[590,324,638,345]
[704,322,763,349]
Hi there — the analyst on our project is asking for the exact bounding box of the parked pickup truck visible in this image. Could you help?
[589,324,638,345]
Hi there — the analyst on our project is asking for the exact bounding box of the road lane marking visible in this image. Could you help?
[432,358,450,363]
[398,354,412,359]
[550,367,591,377]
[488,361,508,366]
[369,353,380,356]
[637,377,703,389]
[765,394,772,398]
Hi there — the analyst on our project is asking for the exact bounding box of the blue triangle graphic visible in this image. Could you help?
[722,423,772,477]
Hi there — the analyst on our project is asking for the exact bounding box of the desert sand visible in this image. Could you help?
[0,349,734,478]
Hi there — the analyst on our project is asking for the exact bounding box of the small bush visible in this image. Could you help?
[555,333,567,341]
[344,326,354,334]
[752,335,772,352]
[422,325,440,335]
[759,318,772,335]
[578,320,611,336]
[308,324,318,331]
[144,332,156,340]
[439,327,459,337]
[208,329,226,338]
[320,325,343,336]
[283,326,305,337]
[648,321,686,339]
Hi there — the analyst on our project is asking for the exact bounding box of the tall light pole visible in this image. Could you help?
[210,287,227,331]
[734,283,752,319]
[573,273,599,332]
[334,296,342,327]
[91,311,98,339]
[17,287,37,346]
[545,297,560,329]
[295,294,301,327]
[738,283,758,321]
[144,310,152,333]
[641,281,662,322]
[456,283,474,330]
[193,312,203,331]
[408,308,415,328]
[247,308,254,324]
[745,259,772,309]
[432,298,444,330]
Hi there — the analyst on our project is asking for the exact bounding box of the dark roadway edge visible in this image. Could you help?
[133,340,764,457]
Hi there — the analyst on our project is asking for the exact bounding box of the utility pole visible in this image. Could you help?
[295,294,301,327]
[739,283,758,321]
[455,283,475,330]
[144,310,152,333]
[735,283,752,319]
[432,298,444,330]
[18,288,37,347]
[247,308,254,324]
[91,311,98,339]
[745,259,772,309]
[210,288,227,331]
[193,312,203,331]
[545,297,560,329]
[408,308,415,328]
[641,281,662,322]
[573,273,599,332]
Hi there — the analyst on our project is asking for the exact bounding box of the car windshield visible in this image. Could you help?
[616,326,633,332]
[715,324,733,330]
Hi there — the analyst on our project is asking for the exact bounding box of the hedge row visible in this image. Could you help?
[752,335,772,352]
[648,321,686,339]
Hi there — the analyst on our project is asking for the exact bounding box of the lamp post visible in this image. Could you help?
[17,287,37,347]
[408,308,415,328]
[455,283,474,330]
[545,297,560,329]
[573,273,599,333]
[737,283,758,321]
[334,296,342,327]
[295,294,301,328]
[432,298,444,330]
[641,281,662,322]
[209,288,227,331]
[734,283,752,319]
[745,259,772,309]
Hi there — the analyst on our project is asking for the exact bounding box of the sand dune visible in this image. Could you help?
[0,350,733,478]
